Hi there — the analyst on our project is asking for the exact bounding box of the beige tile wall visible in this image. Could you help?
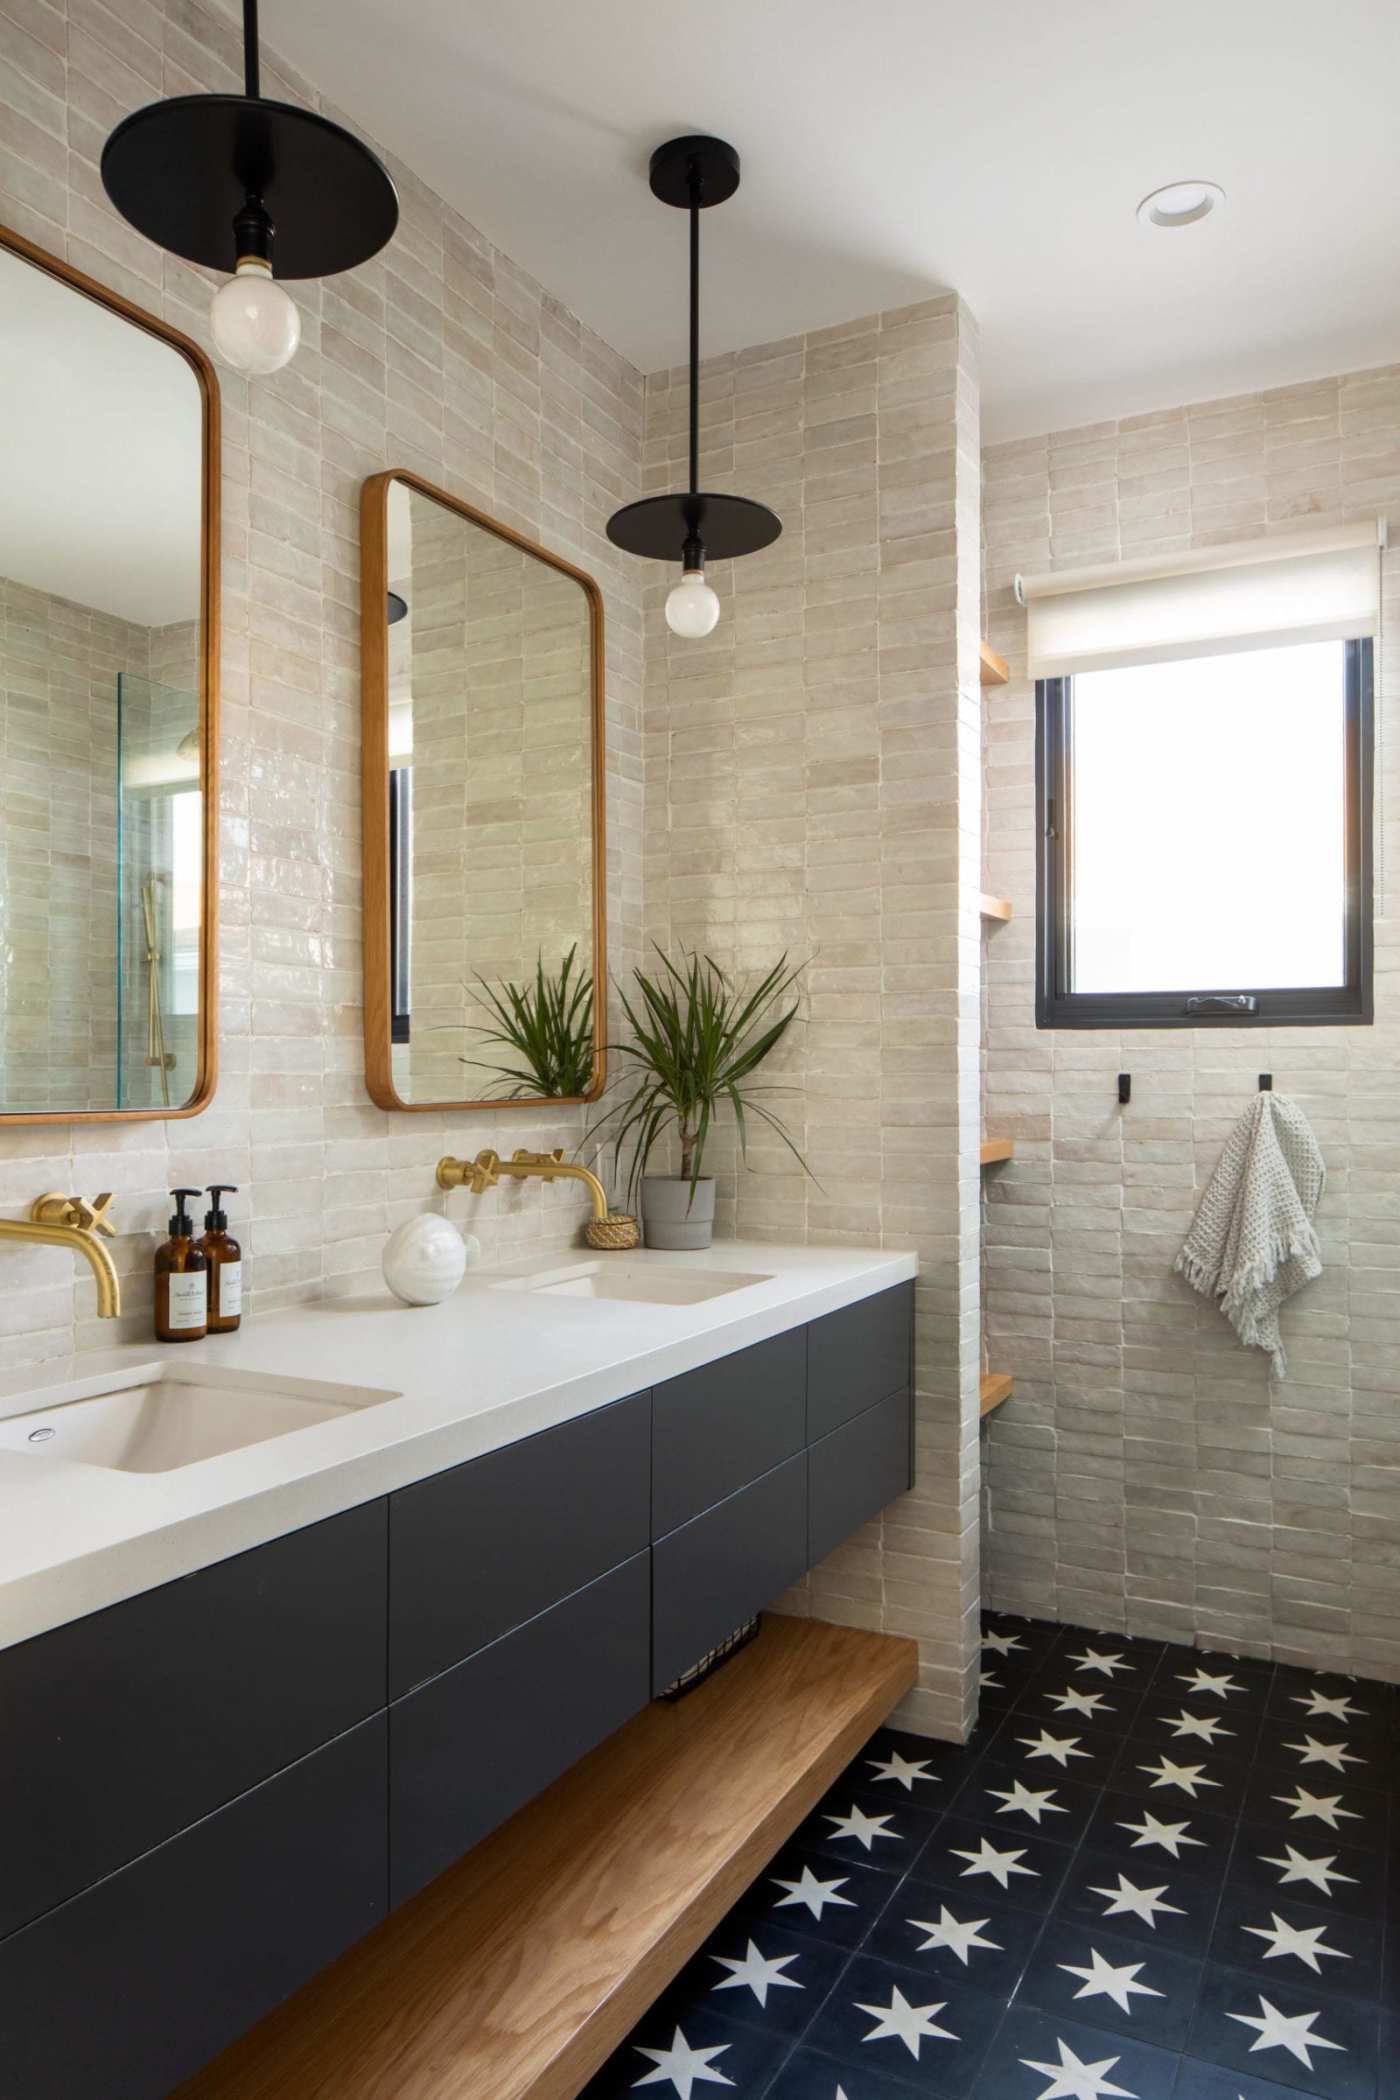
[641,297,986,1738]
[0,0,645,1363]
[982,371,1400,1679]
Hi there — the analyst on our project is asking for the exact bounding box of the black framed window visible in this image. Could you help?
[389,765,412,1045]
[1036,636,1373,1028]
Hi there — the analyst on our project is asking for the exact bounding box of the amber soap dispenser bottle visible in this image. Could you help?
[199,1184,242,1334]
[154,1188,208,1342]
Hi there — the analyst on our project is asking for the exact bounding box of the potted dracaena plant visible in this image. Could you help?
[462,946,595,1100]
[588,948,811,1249]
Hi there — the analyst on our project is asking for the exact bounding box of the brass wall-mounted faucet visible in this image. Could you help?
[437,1148,609,1224]
[0,1194,121,1318]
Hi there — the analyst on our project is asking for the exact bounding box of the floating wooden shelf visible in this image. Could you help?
[176,1616,918,2100]
[980,1138,1014,1167]
[979,641,1010,687]
[979,893,1013,923]
[980,1372,1014,1417]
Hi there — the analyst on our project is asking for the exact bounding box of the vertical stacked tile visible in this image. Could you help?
[980,371,1400,1681]
[0,0,646,1360]
[642,296,985,1738]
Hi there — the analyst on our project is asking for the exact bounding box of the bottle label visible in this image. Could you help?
[219,1262,243,1319]
[168,1271,206,1332]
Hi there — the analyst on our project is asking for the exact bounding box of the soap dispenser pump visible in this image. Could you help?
[155,1188,208,1342]
[199,1184,242,1334]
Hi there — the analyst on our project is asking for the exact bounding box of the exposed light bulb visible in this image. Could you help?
[210,256,300,374]
[665,566,720,639]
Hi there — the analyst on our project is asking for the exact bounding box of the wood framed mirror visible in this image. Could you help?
[361,471,606,1112]
[0,224,220,1125]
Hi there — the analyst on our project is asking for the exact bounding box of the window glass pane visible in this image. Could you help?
[1069,640,1347,994]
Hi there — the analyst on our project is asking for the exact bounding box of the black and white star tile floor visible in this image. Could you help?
[580,1614,1400,2100]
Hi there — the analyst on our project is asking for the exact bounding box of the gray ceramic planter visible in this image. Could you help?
[641,1175,716,1250]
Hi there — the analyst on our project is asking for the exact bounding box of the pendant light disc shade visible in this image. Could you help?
[607,491,781,562]
[102,95,399,278]
[648,134,741,210]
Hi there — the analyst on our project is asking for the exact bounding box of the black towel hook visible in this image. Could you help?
[1259,1073,1273,1092]
[1118,1073,1131,1105]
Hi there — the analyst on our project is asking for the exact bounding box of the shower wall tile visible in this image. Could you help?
[981,370,1400,1682]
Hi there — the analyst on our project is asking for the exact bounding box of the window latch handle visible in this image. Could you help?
[1184,993,1260,1016]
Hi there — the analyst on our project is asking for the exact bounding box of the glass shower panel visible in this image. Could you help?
[115,673,201,1110]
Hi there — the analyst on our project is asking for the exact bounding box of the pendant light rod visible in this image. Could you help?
[243,0,260,100]
[688,162,701,499]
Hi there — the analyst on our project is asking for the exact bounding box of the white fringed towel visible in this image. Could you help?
[1173,1092,1325,1378]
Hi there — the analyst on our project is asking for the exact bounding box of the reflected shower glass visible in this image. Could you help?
[115,673,202,1110]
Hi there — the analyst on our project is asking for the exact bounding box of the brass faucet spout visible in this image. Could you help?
[0,1195,122,1318]
[436,1148,609,1223]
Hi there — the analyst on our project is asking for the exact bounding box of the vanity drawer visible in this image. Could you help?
[652,1326,806,1534]
[808,1387,913,1567]
[388,1389,650,1698]
[0,1712,387,2100]
[806,1281,914,1439]
[652,1452,808,1694]
[0,1497,387,1942]
[389,1548,651,1906]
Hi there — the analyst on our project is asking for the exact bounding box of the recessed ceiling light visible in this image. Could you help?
[1137,180,1225,229]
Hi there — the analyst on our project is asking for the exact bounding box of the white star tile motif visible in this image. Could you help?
[1089,1873,1186,1929]
[822,1805,899,1851]
[1016,1728,1092,1768]
[1226,1993,1346,2071]
[1240,1911,1350,1975]
[865,1749,936,1790]
[853,1983,958,2060]
[1116,1809,1205,1858]
[1259,1845,1359,1898]
[1066,1647,1132,1678]
[1177,1667,1242,1698]
[983,1628,1027,1656]
[708,1939,803,2007]
[1019,2037,1138,2099]
[1136,1754,1219,1798]
[1270,1786,1360,1831]
[1284,1733,1364,1773]
[986,1778,1068,1825]
[1291,1687,1366,1722]
[1050,1687,1113,1719]
[949,1835,1037,1888]
[908,1904,1002,1964]
[1059,1945,1165,2014]
[770,1865,855,1920]
[980,1669,1004,1690]
[1159,1708,1234,1744]
[632,2026,735,2096]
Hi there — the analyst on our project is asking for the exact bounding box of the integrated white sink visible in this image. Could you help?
[490,1259,773,1306]
[0,1363,398,1474]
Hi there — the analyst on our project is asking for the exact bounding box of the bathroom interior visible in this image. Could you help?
[0,3,1396,2096]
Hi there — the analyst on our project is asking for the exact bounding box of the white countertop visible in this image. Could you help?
[0,1242,916,1654]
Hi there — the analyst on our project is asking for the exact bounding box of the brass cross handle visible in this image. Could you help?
[31,1193,117,1237]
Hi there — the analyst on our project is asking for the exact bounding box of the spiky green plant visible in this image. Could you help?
[588,948,811,1210]
[463,946,595,1099]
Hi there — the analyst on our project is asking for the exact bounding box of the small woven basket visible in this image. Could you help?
[584,1211,641,1251]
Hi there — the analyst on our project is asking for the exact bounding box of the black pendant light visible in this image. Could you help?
[607,136,780,638]
[101,0,398,376]
[386,592,409,626]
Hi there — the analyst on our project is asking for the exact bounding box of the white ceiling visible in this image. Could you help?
[0,249,202,629]
[271,0,1400,441]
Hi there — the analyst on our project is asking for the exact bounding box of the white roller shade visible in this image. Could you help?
[1019,521,1383,679]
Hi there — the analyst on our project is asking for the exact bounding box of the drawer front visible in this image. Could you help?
[806,1282,914,1439]
[652,1327,806,1535]
[389,1390,650,1697]
[0,1497,387,1942]
[652,1453,808,1694]
[389,1549,651,1907]
[0,1713,387,2100]
[809,1387,913,1568]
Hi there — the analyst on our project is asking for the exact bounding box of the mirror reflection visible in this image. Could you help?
[371,475,602,1107]
[0,237,210,1119]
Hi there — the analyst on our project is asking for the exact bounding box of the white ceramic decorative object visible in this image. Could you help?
[382,1214,468,1306]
